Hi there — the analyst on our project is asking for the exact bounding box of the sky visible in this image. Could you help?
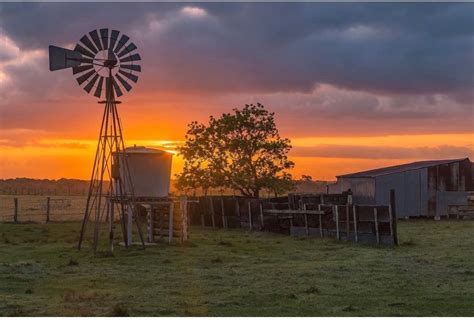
[0,2,473,181]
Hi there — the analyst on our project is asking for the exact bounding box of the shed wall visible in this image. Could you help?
[375,168,427,217]
[332,159,472,217]
[426,159,473,215]
[436,191,468,216]
[330,177,375,204]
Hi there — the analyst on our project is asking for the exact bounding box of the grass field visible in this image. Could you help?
[0,220,473,316]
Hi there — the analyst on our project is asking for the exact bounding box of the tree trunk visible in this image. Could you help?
[253,189,260,199]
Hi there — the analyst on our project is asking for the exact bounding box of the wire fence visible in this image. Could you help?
[0,195,87,223]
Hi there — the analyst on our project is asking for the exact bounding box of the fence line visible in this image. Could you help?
[0,192,399,245]
[186,192,398,245]
[0,195,87,223]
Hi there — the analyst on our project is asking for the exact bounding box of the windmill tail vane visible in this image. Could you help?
[49,28,145,253]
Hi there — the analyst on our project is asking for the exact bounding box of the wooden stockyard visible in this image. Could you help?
[106,196,190,248]
[144,196,189,244]
[186,191,399,245]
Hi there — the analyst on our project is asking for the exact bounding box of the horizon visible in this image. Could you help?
[1,3,473,181]
[1,154,471,182]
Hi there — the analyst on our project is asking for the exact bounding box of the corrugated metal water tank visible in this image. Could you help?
[114,146,173,197]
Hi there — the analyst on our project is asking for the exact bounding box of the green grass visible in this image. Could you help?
[0,220,473,316]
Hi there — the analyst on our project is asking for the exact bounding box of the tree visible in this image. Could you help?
[176,103,295,198]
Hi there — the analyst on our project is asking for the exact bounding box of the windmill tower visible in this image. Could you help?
[49,28,145,252]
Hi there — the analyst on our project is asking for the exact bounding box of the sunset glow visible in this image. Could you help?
[0,3,472,182]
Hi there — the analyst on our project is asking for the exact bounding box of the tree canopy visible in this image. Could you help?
[176,103,295,198]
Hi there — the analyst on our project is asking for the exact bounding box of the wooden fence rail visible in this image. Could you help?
[186,191,398,246]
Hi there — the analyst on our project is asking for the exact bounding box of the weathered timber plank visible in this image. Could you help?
[263,209,324,215]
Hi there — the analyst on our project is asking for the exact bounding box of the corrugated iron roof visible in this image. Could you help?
[337,158,470,178]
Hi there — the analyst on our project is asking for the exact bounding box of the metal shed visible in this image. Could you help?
[328,158,473,218]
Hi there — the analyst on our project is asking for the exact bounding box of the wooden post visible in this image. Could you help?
[147,206,154,243]
[345,204,350,240]
[320,194,325,205]
[221,198,227,229]
[353,205,358,242]
[127,205,133,246]
[158,207,163,239]
[259,202,264,229]
[46,197,51,223]
[304,204,309,236]
[168,202,174,244]
[181,198,189,241]
[14,198,18,223]
[335,205,340,240]
[235,199,241,228]
[248,201,253,231]
[199,199,205,227]
[388,203,394,243]
[187,200,191,227]
[318,204,323,238]
[108,199,114,252]
[210,198,215,228]
[389,189,399,245]
[374,207,380,244]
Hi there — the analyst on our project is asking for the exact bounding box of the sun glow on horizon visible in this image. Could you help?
[1,132,472,181]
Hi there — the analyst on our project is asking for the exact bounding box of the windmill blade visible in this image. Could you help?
[74,44,95,58]
[100,28,109,49]
[94,76,104,98]
[76,69,96,85]
[50,29,141,99]
[89,29,103,51]
[120,53,141,63]
[49,45,82,71]
[83,74,99,93]
[117,42,137,58]
[114,34,129,54]
[118,69,138,83]
[111,76,123,97]
[109,30,120,50]
[120,64,141,72]
[115,73,132,91]
[72,64,94,75]
[80,35,98,54]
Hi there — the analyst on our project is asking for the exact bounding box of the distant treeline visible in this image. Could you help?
[0,178,333,196]
[0,178,91,196]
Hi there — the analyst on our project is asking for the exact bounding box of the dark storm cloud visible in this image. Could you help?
[1,2,473,96]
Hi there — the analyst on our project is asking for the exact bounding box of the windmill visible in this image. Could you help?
[49,28,145,252]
